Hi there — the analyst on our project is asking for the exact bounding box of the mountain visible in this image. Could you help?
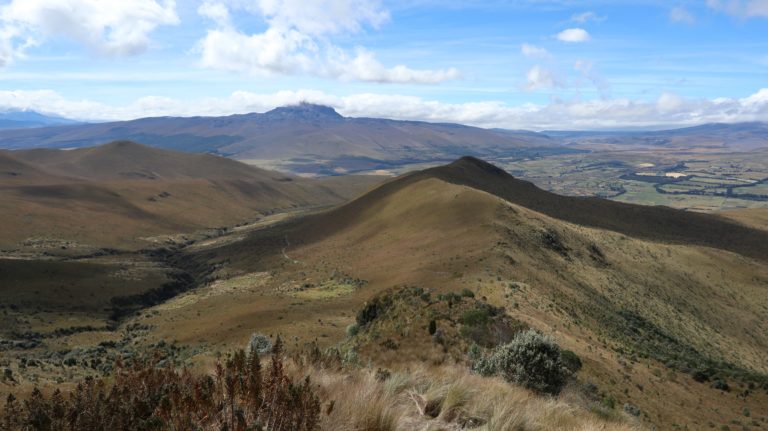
[547,121,768,151]
[0,109,80,129]
[0,141,382,249]
[0,103,567,174]
[174,156,768,429]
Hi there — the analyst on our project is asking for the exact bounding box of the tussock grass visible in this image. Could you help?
[297,362,642,431]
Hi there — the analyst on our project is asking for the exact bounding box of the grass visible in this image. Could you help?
[293,281,359,300]
[301,360,640,430]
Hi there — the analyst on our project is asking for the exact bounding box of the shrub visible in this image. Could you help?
[0,340,320,430]
[560,349,582,374]
[471,329,570,395]
[460,308,490,327]
[346,323,360,338]
[248,332,273,355]
[711,379,730,392]
[356,295,392,327]
[602,395,616,410]
[624,403,642,416]
[428,320,437,336]
[460,288,475,298]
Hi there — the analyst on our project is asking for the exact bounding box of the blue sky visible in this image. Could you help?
[0,0,766,129]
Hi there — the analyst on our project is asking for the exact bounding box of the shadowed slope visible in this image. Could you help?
[230,156,768,262]
[420,156,768,261]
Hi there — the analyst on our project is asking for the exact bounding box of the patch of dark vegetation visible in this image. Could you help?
[607,309,768,389]
[560,349,583,375]
[109,247,214,323]
[109,271,195,322]
[349,286,526,360]
[0,337,321,431]
[355,294,394,327]
[0,338,40,351]
[587,244,607,265]
[541,229,569,257]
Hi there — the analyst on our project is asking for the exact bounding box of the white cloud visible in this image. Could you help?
[198,1,231,27]
[0,0,178,66]
[706,0,768,18]
[520,43,550,59]
[570,11,605,23]
[556,28,591,43]
[254,0,389,36]
[670,6,696,23]
[2,88,767,130]
[523,65,561,91]
[196,0,458,84]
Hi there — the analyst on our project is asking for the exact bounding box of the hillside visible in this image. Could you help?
[0,109,79,129]
[0,103,563,174]
[160,157,768,429]
[550,121,768,151]
[0,141,381,249]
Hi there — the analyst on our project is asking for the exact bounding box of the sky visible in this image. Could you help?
[0,0,766,130]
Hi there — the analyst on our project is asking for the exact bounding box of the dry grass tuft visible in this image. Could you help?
[300,360,643,431]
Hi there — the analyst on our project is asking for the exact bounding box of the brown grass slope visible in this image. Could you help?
[10,140,289,181]
[179,157,767,429]
[216,155,768,263]
[423,156,768,261]
[0,142,379,249]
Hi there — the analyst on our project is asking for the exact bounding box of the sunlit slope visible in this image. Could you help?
[178,157,767,428]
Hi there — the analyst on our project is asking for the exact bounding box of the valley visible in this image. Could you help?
[1,152,766,430]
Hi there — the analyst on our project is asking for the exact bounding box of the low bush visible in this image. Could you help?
[346,323,360,338]
[560,349,583,374]
[460,308,491,327]
[356,295,393,327]
[0,337,320,430]
[248,332,273,355]
[471,329,571,395]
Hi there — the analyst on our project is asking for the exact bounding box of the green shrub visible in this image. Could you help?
[346,323,360,338]
[471,329,571,395]
[460,308,490,327]
[356,296,392,327]
[602,395,616,410]
[560,349,582,374]
[460,288,475,298]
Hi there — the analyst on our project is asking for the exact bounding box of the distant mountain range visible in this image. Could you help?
[0,109,80,129]
[548,121,768,151]
[0,103,765,174]
[0,103,571,174]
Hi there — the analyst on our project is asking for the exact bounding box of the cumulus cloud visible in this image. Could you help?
[0,0,178,66]
[2,88,767,130]
[670,6,696,23]
[706,0,768,18]
[196,0,458,84]
[556,28,591,43]
[520,43,550,59]
[570,12,605,23]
